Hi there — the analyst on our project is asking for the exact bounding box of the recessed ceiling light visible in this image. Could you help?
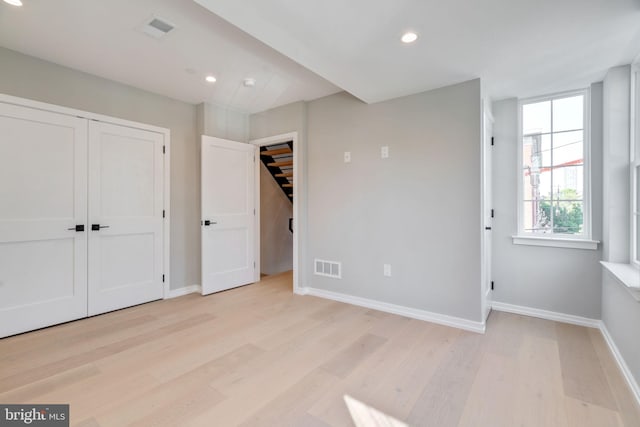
[205,75,217,83]
[243,78,256,87]
[401,32,418,43]
[3,0,23,6]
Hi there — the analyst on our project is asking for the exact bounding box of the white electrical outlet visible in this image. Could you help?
[383,264,391,277]
[344,151,351,163]
[381,146,389,159]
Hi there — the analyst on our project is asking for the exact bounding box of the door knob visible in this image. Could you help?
[67,225,85,232]
[91,224,110,231]
[203,220,217,226]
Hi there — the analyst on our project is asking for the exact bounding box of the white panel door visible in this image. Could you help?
[88,122,164,316]
[0,103,88,338]
[201,136,256,295]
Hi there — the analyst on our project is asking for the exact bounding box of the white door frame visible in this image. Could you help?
[0,93,171,300]
[480,103,494,323]
[249,132,300,293]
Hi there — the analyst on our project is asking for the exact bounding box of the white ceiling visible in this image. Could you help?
[195,0,640,103]
[2,1,639,112]
[0,0,340,113]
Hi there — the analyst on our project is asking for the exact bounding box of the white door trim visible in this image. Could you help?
[481,102,494,323]
[249,132,300,293]
[0,93,171,298]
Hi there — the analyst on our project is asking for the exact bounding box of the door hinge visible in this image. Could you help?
[162,274,165,283]
[163,145,166,154]
[491,209,494,218]
[162,210,165,218]
[254,208,256,215]
[253,261,256,269]
[491,137,494,146]
[491,281,494,290]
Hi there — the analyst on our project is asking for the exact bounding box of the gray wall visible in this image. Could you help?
[0,47,198,290]
[260,164,293,275]
[197,102,249,143]
[601,65,639,390]
[250,101,308,286]
[602,271,640,389]
[305,80,483,322]
[491,84,604,319]
[602,66,631,263]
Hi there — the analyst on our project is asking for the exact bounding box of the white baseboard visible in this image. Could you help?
[166,284,201,299]
[599,323,640,406]
[302,287,485,334]
[294,286,309,296]
[491,301,600,328]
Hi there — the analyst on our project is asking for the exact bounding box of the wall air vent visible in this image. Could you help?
[142,17,175,39]
[314,259,341,279]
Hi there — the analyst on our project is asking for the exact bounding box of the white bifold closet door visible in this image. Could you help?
[0,101,165,338]
[0,103,88,337]
[88,122,164,316]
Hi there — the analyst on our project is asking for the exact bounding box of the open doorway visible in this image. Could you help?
[250,132,299,291]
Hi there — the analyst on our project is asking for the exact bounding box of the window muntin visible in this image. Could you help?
[520,91,588,237]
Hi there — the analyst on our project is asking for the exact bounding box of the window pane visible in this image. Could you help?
[524,166,551,202]
[553,201,583,234]
[524,134,551,169]
[552,165,583,200]
[523,101,551,135]
[523,200,551,233]
[553,95,583,132]
[552,131,583,167]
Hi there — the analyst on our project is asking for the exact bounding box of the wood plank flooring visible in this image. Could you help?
[1,271,638,426]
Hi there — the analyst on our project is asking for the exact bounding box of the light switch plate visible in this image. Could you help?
[383,264,391,277]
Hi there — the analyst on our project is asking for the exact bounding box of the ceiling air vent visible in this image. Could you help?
[142,17,175,39]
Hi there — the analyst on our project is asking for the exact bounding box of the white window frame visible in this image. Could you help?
[514,88,598,250]
[631,64,640,267]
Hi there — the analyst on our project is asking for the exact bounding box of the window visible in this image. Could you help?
[517,90,594,247]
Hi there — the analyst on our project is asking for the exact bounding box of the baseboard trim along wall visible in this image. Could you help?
[600,323,640,406]
[166,285,201,299]
[302,287,486,334]
[491,301,601,328]
[492,300,640,407]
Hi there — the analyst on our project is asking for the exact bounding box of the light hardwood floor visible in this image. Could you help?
[1,271,639,427]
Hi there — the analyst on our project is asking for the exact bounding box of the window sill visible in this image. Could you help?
[601,261,640,302]
[512,235,599,250]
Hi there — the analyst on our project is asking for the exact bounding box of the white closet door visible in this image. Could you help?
[201,136,256,295]
[88,121,164,316]
[0,103,88,338]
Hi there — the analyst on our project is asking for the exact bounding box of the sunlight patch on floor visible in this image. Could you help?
[344,394,409,427]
